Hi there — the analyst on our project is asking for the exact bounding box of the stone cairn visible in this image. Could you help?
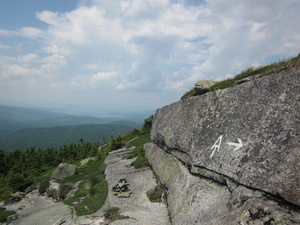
[112,179,132,198]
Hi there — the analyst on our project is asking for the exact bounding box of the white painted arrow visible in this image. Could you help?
[227,138,243,151]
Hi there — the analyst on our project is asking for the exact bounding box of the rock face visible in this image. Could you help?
[51,163,78,181]
[146,66,300,224]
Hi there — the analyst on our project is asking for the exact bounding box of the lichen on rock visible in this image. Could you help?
[147,66,300,224]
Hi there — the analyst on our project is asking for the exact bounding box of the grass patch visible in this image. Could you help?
[131,157,149,169]
[210,54,300,91]
[72,180,108,216]
[126,134,151,169]
[104,207,130,222]
[182,53,300,98]
[63,159,106,184]
[147,186,163,202]
[0,209,15,223]
[63,159,108,216]
[181,89,195,100]
[127,133,151,149]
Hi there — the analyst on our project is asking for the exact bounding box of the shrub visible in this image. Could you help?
[3,195,21,205]
[89,176,101,187]
[131,156,149,169]
[7,173,32,192]
[181,89,196,100]
[147,186,163,202]
[140,115,153,134]
[47,189,57,198]
[111,140,125,151]
[38,178,50,194]
[59,183,73,200]
[104,207,120,220]
[104,207,129,221]
[0,209,15,223]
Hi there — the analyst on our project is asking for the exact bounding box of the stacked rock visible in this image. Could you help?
[112,179,132,198]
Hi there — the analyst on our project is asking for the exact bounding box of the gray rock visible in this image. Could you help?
[194,80,219,95]
[6,214,18,223]
[48,181,60,192]
[53,217,66,225]
[12,203,73,225]
[145,143,231,225]
[151,66,300,206]
[11,192,26,198]
[24,186,34,194]
[147,66,300,224]
[65,181,81,199]
[103,147,170,225]
[117,191,132,198]
[145,143,300,225]
[51,163,78,181]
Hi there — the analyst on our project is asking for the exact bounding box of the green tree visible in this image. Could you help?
[140,115,153,134]
[0,150,7,175]
[7,172,32,192]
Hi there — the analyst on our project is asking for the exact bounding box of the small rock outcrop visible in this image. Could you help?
[46,163,78,201]
[51,163,78,181]
[146,66,300,224]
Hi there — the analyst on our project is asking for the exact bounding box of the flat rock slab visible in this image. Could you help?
[104,149,170,225]
[11,204,73,225]
[7,191,74,225]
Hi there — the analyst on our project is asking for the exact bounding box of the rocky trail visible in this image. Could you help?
[102,147,170,225]
[1,146,170,225]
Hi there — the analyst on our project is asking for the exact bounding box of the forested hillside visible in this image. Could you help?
[0,123,137,151]
[0,141,101,195]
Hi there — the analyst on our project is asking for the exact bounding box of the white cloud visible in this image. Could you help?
[90,71,118,83]
[17,27,44,39]
[1,0,300,114]
[0,27,44,39]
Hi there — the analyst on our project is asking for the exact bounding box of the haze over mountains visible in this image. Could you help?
[0,105,143,151]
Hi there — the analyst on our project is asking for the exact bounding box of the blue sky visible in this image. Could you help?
[1,0,300,117]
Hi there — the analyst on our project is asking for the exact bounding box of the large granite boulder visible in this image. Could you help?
[51,163,78,181]
[194,80,219,95]
[147,66,300,224]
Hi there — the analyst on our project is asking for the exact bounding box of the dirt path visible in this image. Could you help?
[102,147,171,225]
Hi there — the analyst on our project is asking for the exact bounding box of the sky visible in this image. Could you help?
[1,0,300,117]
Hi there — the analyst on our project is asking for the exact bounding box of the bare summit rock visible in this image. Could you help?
[51,163,78,181]
[147,66,300,224]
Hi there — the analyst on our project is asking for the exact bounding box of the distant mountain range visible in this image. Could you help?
[0,105,142,151]
[0,105,142,134]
